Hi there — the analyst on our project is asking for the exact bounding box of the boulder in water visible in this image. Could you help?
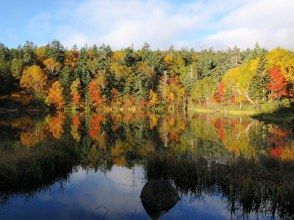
[140,180,179,219]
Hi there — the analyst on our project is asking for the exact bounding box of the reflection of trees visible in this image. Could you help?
[8,116,34,129]
[268,126,294,160]
[20,129,45,147]
[71,114,81,142]
[0,111,293,218]
[19,118,47,148]
[82,112,159,170]
[185,113,268,159]
[159,114,186,148]
[82,112,293,166]
[145,154,294,219]
[0,116,47,148]
[190,113,219,142]
[47,112,65,139]
[88,113,105,141]
[213,118,257,158]
[111,140,131,166]
[2,112,293,166]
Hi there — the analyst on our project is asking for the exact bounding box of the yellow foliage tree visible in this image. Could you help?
[265,48,294,83]
[35,46,46,62]
[43,58,62,76]
[20,65,47,98]
[70,79,81,109]
[65,50,79,69]
[221,58,259,104]
[110,62,132,79]
[149,89,159,108]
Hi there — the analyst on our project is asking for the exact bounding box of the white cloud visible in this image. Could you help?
[203,0,294,49]
[29,0,294,49]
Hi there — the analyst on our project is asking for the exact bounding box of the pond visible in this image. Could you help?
[0,112,293,219]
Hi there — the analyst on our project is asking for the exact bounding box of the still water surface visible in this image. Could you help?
[0,112,293,219]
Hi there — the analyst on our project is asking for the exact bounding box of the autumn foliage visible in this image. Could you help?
[267,67,288,99]
[47,81,65,110]
[214,83,225,103]
[71,114,81,142]
[89,114,105,138]
[1,40,292,112]
[88,80,103,109]
[70,79,81,109]
[20,65,47,97]
[47,113,65,139]
[43,58,62,77]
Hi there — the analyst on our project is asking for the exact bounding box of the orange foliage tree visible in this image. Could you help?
[47,81,65,110]
[88,80,104,109]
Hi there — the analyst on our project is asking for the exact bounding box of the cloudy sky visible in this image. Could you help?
[0,0,293,49]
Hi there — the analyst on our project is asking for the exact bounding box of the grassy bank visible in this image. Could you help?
[189,101,294,128]
[190,107,257,116]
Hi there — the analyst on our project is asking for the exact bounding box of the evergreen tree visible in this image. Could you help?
[249,54,269,102]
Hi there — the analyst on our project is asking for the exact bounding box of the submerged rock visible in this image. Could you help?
[140,180,179,219]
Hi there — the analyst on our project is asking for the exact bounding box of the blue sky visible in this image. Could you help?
[0,0,293,49]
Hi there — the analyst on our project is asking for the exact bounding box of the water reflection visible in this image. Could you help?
[0,112,293,219]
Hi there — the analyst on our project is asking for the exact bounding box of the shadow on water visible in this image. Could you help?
[253,101,294,129]
[0,111,293,219]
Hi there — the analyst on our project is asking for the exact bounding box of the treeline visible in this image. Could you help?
[0,41,293,111]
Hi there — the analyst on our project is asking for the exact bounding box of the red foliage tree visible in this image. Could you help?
[267,67,288,99]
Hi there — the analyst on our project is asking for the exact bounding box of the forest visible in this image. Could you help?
[0,40,293,113]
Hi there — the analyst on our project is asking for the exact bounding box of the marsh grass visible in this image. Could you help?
[253,103,294,129]
[0,141,80,194]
